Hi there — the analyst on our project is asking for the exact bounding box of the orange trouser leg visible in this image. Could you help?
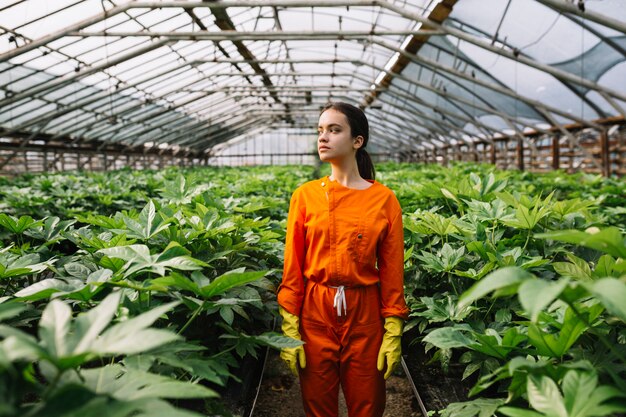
[299,281,385,417]
[300,320,341,417]
[340,320,385,417]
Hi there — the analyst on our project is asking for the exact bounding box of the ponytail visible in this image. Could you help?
[356,148,375,180]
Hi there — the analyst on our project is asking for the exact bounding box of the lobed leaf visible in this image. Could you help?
[459,267,532,308]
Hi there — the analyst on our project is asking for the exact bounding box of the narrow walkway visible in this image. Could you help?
[252,350,421,417]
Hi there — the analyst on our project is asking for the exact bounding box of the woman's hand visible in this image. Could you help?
[279,306,306,375]
[377,316,403,379]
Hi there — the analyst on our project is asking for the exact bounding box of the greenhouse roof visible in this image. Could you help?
[1,0,625,155]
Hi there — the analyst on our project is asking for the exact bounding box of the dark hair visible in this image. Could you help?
[320,102,375,180]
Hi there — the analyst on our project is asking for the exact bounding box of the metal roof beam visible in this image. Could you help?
[374,38,604,129]
[68,30,442,39]
[362,0,458,108]
[379,0,626,103]
[0,40,170,107]
[0,1,380,63]
[534,0,626,34]
[439,16,609,118]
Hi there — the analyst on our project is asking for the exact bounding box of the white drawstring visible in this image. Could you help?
[332,285,347,316]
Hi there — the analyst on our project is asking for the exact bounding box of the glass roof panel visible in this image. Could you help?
[1,0,624,154]
[454,0,601,63]
[1,0,89,39]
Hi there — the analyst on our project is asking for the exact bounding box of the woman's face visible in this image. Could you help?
[317,109,363,163]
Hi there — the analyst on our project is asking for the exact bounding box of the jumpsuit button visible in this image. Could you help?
[357,233,362,239]
[321,182,325,186]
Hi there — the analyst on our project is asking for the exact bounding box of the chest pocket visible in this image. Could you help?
[349,215,372,264]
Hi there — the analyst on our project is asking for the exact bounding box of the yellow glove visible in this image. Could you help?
[376,316,404,379]
[278,306,306,376]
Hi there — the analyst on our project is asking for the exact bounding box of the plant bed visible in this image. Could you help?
[402,332,472,413]
[219,347,269,417]
[252,350,421,417]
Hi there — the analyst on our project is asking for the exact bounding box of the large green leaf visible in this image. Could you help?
[96,301,181,355]
[518,278,569,322]
[0,213,41,233]
[552,254,592,281]
[15,269,113,301]
[416,243,465,273]
[501,370,626,417]
[536,227,626,259]
[416,211,459,236]
[422,327,474,349]
[159,174,207,205]
[78,364,218,400]
[120,201,172,240]
[15,278,81,300]
[26,294,182,370]
[0,252,51,279]
[589,278,626,323]
[440,398,505,417]
[71,292,122,354]
[29,382,209,417]
[469,327,526,360]
[38,299,72,358]
[459,267,532,308]
[563,371,598,417]
[150,272,201,295]
[593,255,617,278]
[527,374,567,417]
[244,332,304,349]
[498,408,545,417]
[201,268,267,298]
[0,326,45,362]
[98,243,205,277]
[0,302,27,322]
[24,216,75,245]
[501,192,554,230]
[526,304,598,358]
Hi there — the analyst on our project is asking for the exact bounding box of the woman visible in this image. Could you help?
[277,102,409,417]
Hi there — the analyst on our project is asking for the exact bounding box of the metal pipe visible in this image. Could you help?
[374,38,605,129]
[0,0,380,63]
[379,0,626,103]
[0,40,170,107]
[534,0,626,34]
[69,30,443,39]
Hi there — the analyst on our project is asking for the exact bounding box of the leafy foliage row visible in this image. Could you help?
[0,166,312,417]
[1,162,625,416]
[390,163,626,417]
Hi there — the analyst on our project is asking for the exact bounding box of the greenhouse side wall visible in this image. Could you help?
[1,122,625,177]
[402,122,626,177]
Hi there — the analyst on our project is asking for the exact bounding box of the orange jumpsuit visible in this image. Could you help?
[278,176,409,417]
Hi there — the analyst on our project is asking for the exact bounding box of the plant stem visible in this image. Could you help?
[42,369,64,400]
[210,343,238,359]
[178,300,206,335]
[522,229,531,253]
[1,280,10,297]
[448,272,459,296]
[483,298,497,322]
[444,199,454,217]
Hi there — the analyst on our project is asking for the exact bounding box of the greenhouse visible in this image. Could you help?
[1,1,625,417]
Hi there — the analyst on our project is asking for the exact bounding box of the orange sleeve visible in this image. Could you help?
[378,204,410,320]
[277,188,306,316]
